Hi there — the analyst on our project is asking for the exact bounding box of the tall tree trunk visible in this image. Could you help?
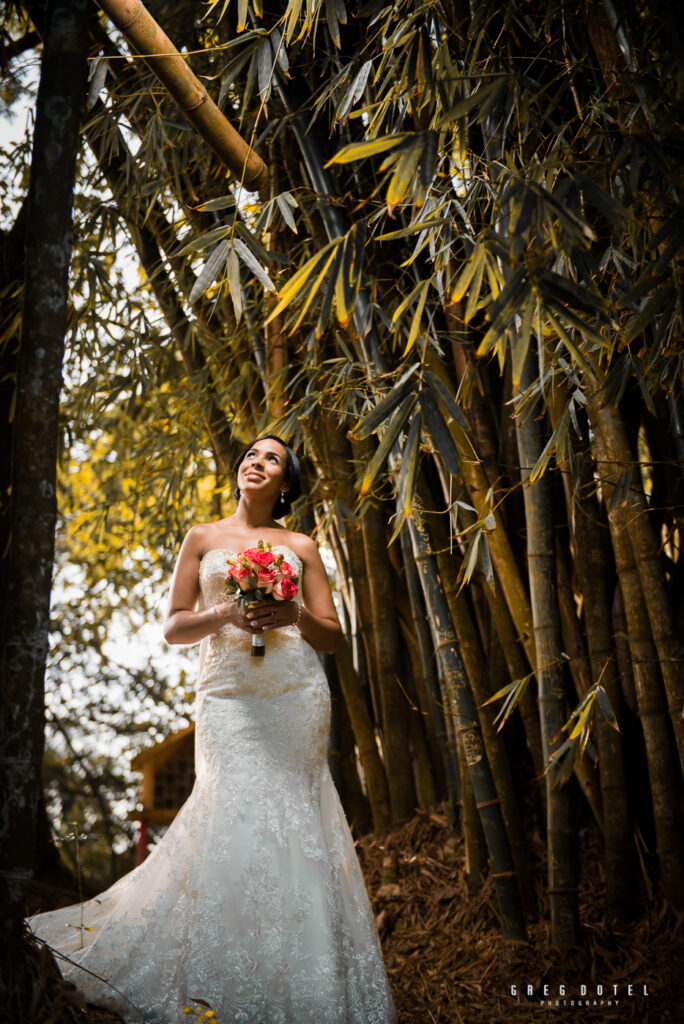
[515,354,580,947]
[0,0,89,1002]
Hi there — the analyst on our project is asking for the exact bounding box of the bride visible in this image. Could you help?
[29,434,397,1024]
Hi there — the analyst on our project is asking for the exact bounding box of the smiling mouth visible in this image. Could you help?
[244,472,265,480]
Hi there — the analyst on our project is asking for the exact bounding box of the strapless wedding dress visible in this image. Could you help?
[29,547,396,1024]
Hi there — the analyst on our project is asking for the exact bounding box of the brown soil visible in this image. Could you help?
[34,806,684,1024]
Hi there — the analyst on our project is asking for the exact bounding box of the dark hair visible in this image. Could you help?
[232,434,302,517]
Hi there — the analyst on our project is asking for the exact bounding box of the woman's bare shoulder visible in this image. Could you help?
[182,520,235,555]
[278,530,319,563]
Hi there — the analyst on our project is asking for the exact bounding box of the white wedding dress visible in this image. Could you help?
[29,547,397,1024]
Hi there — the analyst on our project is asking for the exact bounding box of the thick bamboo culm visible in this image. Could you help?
[408,505,526,941]
[94,0,268,192]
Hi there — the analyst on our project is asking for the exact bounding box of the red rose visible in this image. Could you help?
[273,578,298,601]
[246,549,275,567]
[278,561,296,579]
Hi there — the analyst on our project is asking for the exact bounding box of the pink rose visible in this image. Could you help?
[278,561,296,579]
[273,578,298,601]
[232,565,252,591]
[257,569,276,592]
[244,548,275,567]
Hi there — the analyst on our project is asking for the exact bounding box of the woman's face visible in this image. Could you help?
[237,439,289,504]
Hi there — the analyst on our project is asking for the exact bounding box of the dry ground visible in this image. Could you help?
[28,806,684,1024]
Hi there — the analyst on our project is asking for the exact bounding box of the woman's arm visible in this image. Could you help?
[246,536,343,654]
[163,527,260,645]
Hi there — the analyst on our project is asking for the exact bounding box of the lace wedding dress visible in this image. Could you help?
[29,546,397,1024]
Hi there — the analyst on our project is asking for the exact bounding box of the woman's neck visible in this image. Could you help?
[227,499,279,532]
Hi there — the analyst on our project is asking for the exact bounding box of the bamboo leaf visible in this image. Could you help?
[463,245,485,323]
[172,224,230,258]
[477,533,494,589]
[270,27,289,73]
[596,685,620,730]
[276,193,298,233]
[257,39,274,104]
[189,240,229,304]
[418,388,460,474]
[461,530,481,587]
[482,674,533,730]
[325,0,341,48]
[387,137,423,213]
[530,407,568,483]
[376,216,448,242]
[397,411,423,516]
[265,238,340,323]
[195,196,237,214]
[232,238,276,292]
[436,78,505,127]
[391,278,428,328]
[326,134,409,166]
[420,130,438,187]
[354,370,418,439]
[284,0,302,42]
[546,312,596,381]
[511,296,535,388]
[226,246,242,323]
[335,231,356,325]
[576,174,628,225]
[424,371,469,430]
[316,246,342,337]
[403,278,430,355]
[337,60,373,120]
[451,244,485,303]
[360,393,417,494]
[289,247,337,332]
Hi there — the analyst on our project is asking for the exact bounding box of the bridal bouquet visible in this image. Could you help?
[224,540,299,658]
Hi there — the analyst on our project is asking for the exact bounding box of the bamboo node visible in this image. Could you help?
[118,0,144,30]
[475,798,500,809]
[434,635,459,655]
[182,88,208,113]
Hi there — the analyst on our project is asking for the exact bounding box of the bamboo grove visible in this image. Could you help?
[1,0,683,955]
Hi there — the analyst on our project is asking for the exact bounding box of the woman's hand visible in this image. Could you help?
[240,598,299,633]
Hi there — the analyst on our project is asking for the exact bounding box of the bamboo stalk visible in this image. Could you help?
[591,430,684,907]
[335,639,391,831]
[399,526,453,800]
[423,349,537,668]
[361,506,417,821]
[516,353,580,947]
[457,733,487,890]
[422,485,535,912]
[588,395,684,773]
[548,379,637,922]
[94,0,268,191]
[408,502,526,940]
